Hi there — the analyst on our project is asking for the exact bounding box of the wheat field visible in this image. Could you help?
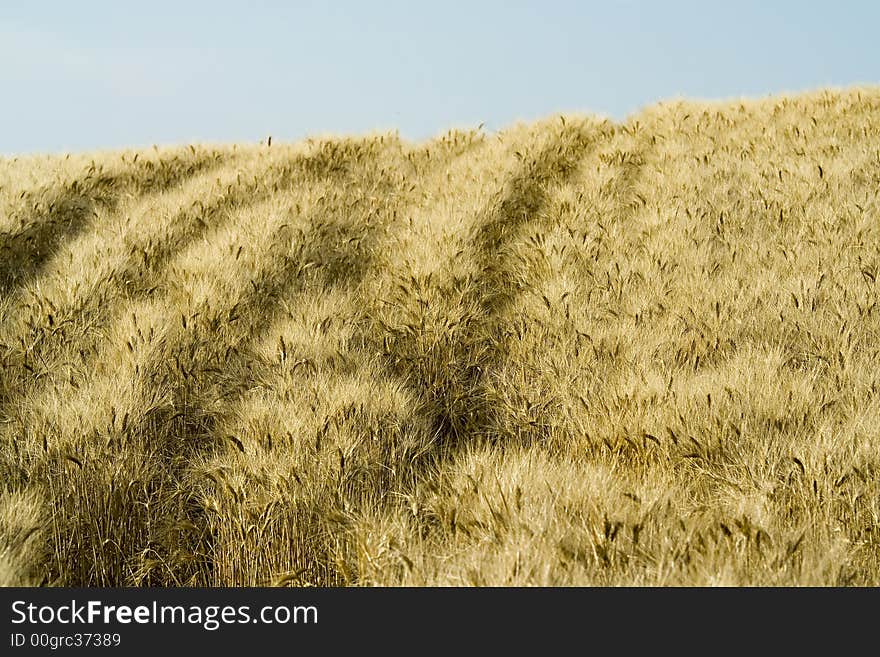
[1,87,879,586]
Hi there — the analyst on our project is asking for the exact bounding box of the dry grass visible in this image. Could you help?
[1,87,879,586]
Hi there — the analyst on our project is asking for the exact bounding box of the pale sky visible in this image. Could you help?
[1,0,878,154]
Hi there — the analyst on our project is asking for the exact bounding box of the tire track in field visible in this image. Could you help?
[190,132,489,584]
[467,119,657,448]
[349,120,660,584]
[0,159,253,412]
[373,120,611,452]
[130,138,417,586]
[41,137,418,585]
[165,136,485,585]
[0,145,359,416]
[0,149,229,295]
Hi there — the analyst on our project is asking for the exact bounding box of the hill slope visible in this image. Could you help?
[2,87,880,585]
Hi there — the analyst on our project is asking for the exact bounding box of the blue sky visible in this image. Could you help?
[1,1,878,154]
